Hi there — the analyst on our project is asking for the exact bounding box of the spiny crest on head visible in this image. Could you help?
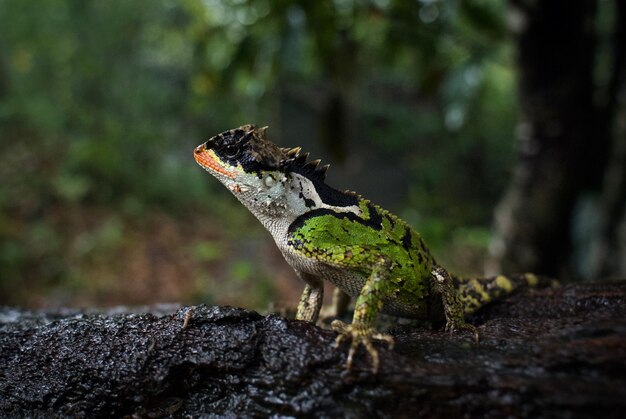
[226,124,266,142]
[208,124,255,150]
[279,146,330,182]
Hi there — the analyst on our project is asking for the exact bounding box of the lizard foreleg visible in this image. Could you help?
[332,256,395,372]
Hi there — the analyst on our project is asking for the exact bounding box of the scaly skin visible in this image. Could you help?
[193,124,553,373]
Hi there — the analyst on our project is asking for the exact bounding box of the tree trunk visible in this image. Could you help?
[488,0,611,279]
[2,283,626,416]
[588,0,626,279]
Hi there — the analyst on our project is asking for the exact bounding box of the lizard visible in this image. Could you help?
[193,124,553,372]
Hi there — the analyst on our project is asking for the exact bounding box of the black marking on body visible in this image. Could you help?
[366,203,384,229]
[296,179,316,208]
[291,164,359,209]
[288,207,383,236]
[313,181,359,208]
[299,192,316,208]
[401,227,413,250]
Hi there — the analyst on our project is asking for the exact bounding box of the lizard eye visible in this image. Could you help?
[224,144,239,159]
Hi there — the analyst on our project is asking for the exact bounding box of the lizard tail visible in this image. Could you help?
[453,273,558,315]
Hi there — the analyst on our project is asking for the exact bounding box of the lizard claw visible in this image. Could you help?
[331,320,394,373]
[445,319,479,343]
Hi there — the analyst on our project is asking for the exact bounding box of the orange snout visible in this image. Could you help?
[193,145,236,179]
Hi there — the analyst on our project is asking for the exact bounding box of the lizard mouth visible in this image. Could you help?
[194,145,236,179]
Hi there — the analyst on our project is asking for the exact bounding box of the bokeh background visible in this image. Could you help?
[1,0,624,310]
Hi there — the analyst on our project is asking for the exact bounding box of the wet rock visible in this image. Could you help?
[1,282,625,417]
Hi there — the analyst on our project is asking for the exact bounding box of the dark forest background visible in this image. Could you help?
[0,0,624,310]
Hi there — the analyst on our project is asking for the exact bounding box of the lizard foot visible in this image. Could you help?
[445,319,479,343]
[331,320,394,373]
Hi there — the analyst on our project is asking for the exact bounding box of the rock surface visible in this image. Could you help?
[1,282,625,417]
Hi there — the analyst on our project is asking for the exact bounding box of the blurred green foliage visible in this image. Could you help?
[0,0,518,307]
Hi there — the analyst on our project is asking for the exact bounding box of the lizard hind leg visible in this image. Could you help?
[431,266,479,342]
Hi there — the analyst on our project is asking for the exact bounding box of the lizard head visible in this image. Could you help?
[193,124,285,182]
[194,124,332,222]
